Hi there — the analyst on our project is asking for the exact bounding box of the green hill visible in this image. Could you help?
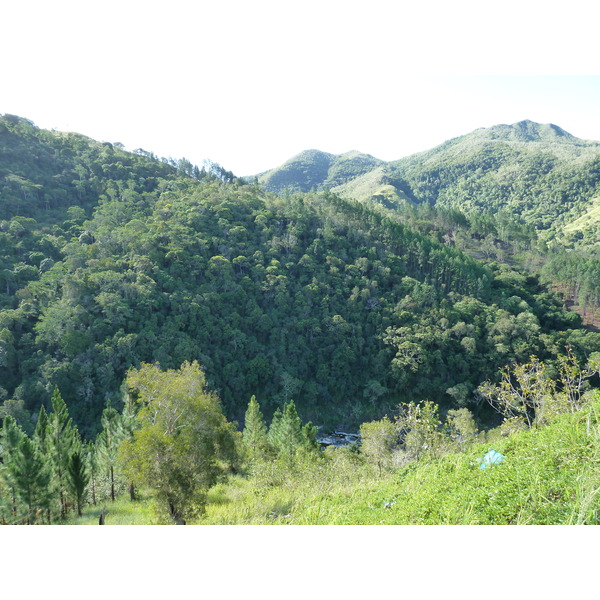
[3,115,600,527]
[257,121,600,236]
[255,149,384,193]
[333,120,600,232]
[2,115,598,439]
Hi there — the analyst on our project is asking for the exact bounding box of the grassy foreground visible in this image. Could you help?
[70,401,600,525]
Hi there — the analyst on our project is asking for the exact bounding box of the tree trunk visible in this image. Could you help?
[168,502,186,525]
[110,466,115,501]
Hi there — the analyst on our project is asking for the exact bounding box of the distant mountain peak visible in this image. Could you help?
[479,120,578,143]
[255,149,384,193]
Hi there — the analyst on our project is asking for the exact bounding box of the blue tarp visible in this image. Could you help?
[479,449,505,469]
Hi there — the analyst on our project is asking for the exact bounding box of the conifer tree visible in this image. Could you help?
[0,416,25,522]
[6,436,52,524]
[267,407,283,452]
[86,440,99,506]
[32,404,60,521]
[96,406,126,501]
[47,387,76,515]
[33,405,49,454]
[268,401,317,460]
[242,395,270,460]
[67,448,90,517]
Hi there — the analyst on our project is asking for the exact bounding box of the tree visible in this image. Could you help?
[118,361,240,524]
[268,400,318,461]
[479,352,600,428]
[360,416,398,476]
[5,436,52,524]
[85,440,100,506]
[445,408,479,451]
[396,400,444,460]
[478,356,556,428]
[96,406,127,501]
[47,388,77,515]
[33,404,49,454]
[555,348,600,412]
[66,448,89,517]
[0,416,26,522]
[242,395,270,461]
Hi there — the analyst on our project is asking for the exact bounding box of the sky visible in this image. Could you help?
[2,1,599,176]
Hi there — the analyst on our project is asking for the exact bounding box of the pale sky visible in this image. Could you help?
[2,1,599,176]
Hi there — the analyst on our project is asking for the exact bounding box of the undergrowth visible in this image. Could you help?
[70,401,600,525]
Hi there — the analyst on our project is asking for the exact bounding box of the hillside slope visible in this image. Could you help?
[1,116,599,439]
[199,398,600,525]
[255,149,384,193]
[334,120,600,232]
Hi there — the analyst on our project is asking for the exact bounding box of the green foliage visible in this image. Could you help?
[4,436,52,524]
[96,405,130,501]
[359,416,398,476]
[256,150,384,194]
[66,449,89,516]
[242,395,270,462]
[198,398,600,525]
[445,408,479,450]
[1,115,600,445]
[479,351,600,428]
[118,361,240,524]
[47,387,77,515]
[267,400,318,461]
[396,400,445,460]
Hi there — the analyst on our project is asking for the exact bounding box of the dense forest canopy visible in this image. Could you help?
[1,114,599,443]
[261,120,600,237]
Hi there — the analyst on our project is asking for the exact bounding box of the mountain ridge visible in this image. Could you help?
[255,120,600,194]
[253,121,600,236]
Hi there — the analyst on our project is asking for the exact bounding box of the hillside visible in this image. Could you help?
[256,122,600,330]
[199,397,600,525]
[255,121,600,235]
[2,115,598,439]
[255,149,384,193]
[2,115,600,527]
[66,394,600,525]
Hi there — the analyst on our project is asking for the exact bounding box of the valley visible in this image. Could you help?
[1,114,600,524]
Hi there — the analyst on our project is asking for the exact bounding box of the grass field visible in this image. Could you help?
[69,400,600,526]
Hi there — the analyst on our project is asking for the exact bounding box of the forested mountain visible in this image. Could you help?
[254,149,384,193]
[379,120,600,232]
[1,114,599,443]
[259,121,600,239]
[257,121,600,330]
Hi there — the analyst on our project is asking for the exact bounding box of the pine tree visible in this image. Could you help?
[268,401,317,460]
[86,440,99,506]
[6,436,52,524]
[67,448,90,517]
[242,395,270,461]
[96,406,126,501]
[0,416,25,522]
[47,387,76,515]
[267,407,283,451]
[33,405,49,454]
[32,404,60,522]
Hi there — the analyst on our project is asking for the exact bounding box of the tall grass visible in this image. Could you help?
[69,401,600,525]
